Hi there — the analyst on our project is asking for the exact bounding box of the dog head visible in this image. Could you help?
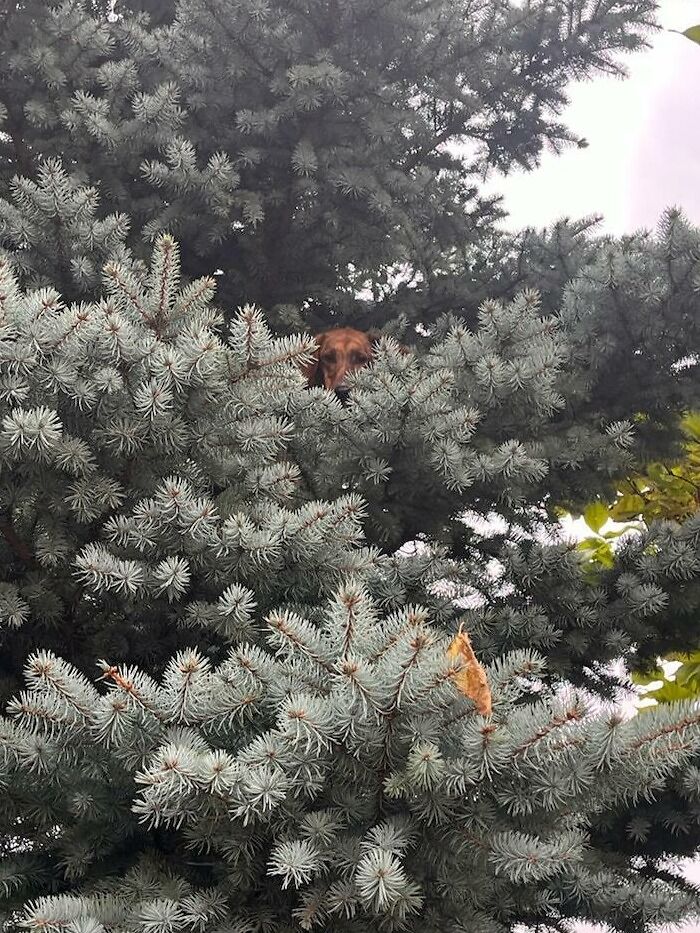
[303,327,374,400]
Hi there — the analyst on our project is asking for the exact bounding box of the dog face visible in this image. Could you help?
[304,328,374,395]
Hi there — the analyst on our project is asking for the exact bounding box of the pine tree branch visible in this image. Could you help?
[0,96,34,179]
[630,710,700,752]
[0,514,36,566]
[637,862,700,897]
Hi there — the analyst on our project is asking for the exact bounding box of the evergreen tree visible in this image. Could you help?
[0,0,659,318]
[1,1,700,932]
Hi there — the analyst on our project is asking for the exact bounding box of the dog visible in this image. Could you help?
[303,327,375,402]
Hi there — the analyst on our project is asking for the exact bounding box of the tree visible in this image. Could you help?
[0,0,660,316]
[1,1,700,932]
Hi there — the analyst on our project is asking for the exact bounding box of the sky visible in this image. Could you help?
[495,3,700,928]
[488,0,700,237]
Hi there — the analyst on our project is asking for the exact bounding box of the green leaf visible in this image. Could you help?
[631,666,664,686]
[592,545,614,568]
[674,660,700,691]
[577,536,606,551]
[667,650,700,664]
[583,501,609,534]
[633,649,700,705]
[682,411,700,441]
[645,463,667,483]
[645,678,698,705]
[609,494,645,521]
[681,24,700,45]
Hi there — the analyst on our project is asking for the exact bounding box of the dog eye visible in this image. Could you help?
[352,353,368,364]
[321,352,337,363]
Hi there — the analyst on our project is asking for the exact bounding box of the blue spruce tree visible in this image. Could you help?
[1,1,699,931]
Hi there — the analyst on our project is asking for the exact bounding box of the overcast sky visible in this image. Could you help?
[489,0,700,237]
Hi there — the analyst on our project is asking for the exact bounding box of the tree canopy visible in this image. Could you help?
[1,1,700,931]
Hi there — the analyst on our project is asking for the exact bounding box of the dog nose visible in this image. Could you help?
[334,386,350,404]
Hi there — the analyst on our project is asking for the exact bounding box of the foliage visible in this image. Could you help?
[570,412,700,703]
[1,0,700,930]
[609,413,700,524]
[632,652,700,705]
[0,0,660,322]
[678,24,700,45]
[1,227,700,930]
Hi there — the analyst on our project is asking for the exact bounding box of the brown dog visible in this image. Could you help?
[303,327,374,398]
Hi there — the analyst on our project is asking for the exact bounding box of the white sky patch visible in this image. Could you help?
[485,0,700,236]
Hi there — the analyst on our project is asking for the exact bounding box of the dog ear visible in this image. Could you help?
[302,335,324,387]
